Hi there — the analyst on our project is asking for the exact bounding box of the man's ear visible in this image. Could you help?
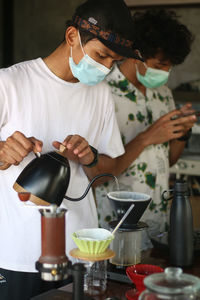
[65,26,79,47]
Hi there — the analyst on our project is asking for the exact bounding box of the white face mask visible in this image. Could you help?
[136,62,170,88]
[69,31,110,86]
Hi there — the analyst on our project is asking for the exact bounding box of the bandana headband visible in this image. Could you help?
[73,15,133,49]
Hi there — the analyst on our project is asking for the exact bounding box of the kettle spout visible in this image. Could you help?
[64,173,117,201]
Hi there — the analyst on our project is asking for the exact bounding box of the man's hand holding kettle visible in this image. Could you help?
[0,131,43,170]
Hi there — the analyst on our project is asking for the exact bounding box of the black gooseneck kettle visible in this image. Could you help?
[13,150,114,206]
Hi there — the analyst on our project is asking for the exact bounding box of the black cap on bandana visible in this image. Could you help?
[67,0,143,61]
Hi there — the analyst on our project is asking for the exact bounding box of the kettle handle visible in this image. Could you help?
[64,173,116,201]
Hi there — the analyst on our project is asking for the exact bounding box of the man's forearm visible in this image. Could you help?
[82,153,118,186]
[169,139,186,167]
[115,132,148,176]
[83,132,148,186]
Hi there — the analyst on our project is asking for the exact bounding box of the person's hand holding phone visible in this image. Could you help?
[177,102,198,134]
[142,108,197,146]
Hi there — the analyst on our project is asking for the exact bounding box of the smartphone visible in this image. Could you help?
[181,110,200,117]
[172,110,200,120]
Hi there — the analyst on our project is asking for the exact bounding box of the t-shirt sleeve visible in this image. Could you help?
[97,88,125,158]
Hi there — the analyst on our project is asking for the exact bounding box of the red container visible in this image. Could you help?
[125,289,140,300]
[126,264,164,293]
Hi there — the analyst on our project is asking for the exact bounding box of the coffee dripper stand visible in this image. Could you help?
[106,191,151,283]
[69,204,135,296]
[69,248,115,296]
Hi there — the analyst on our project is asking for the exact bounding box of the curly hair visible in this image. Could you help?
[132,9,194,65]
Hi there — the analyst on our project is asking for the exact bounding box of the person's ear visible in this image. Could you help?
[65,26,79,47]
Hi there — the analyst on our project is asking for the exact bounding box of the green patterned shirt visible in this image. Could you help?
[95,64,175,233]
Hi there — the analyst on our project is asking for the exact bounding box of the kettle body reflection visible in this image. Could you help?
[13,150,114,206]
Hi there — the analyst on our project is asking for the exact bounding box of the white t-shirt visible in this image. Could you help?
[0,58,124,272]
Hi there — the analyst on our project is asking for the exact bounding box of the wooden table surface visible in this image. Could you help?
[60,247,200,299]
[61,281,134,300]
[142,247,200,278]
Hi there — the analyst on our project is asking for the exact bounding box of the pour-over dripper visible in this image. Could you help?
[107,191,151,229]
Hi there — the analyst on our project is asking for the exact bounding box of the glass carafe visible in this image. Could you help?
[139,267,200,300]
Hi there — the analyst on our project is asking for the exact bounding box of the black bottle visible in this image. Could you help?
[170,180,194,266]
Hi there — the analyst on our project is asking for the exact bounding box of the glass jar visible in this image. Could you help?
[109,221,147,266]
[75,259,107,296]
[139,267,200,300]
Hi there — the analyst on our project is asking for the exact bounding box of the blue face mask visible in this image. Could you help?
[69,32,110,86]
[136,63,170,88]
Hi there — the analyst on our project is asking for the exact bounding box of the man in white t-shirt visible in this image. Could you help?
[0,1,143,299]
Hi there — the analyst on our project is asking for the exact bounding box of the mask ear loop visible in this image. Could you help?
[77,30,86,56]
[70,30,86,59]
[135,49,147,69]
[143,62,148,70]
[135,63,139,72]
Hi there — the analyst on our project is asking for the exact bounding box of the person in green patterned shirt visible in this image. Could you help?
[95,9,197,248]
